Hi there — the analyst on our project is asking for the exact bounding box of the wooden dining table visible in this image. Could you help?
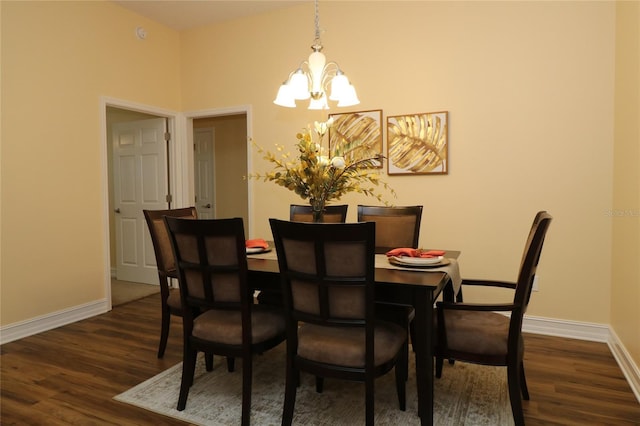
[247,248,461,426]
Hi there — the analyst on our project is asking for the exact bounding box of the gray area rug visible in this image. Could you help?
[115,344,513,425]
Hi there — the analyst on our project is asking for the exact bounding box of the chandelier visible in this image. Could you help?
[273,0,359,110]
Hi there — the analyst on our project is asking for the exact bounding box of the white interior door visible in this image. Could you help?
[194,128,215,219]
[113,118,168,284]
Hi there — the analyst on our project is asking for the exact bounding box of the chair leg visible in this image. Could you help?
[365,376,375,426]
[435,356,444,378]
[282,360,297,426]
[205,353,214,371]
[157,307,171,358]
[227,357,235,372]
[507,362,525,426]
[177,348,198,411]
[409,321,416,353]
[395,342,408,410]
[315,376,324,393]
[241,355,252,426]
[520,361,530,400]
[447,291,462,366]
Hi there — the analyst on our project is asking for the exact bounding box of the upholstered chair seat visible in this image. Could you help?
[435,309,512,357]
[192,306,286,345]
[298,321,406,368]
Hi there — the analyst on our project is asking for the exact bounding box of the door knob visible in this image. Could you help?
[114,208,121,213]
[202,204,212,208]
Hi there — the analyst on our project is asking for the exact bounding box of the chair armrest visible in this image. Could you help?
[436,301,517,313]
[461,279,516,289]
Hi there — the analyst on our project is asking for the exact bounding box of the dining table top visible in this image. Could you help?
[247,247,461,291]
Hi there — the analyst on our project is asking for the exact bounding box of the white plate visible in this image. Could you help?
[391,255,443,265]
[246,247,270,254]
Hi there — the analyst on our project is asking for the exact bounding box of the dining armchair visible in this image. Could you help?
[143,207,197,358]
[270,219,408,426]
[434,211,553,426]
[164,216,286,426]
[290,204,348,223]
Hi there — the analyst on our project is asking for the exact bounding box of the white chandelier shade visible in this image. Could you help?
[273,0,359,110]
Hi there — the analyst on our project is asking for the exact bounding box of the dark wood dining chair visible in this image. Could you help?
[357,205,423,253]
[270,219,408,426]
[164,216,286,426]
[434,211,553,426]
[289,204,348,223]
[357,205,424,347]
[143,207,197,358]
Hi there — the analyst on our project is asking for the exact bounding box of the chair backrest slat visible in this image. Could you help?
[143,207,197,274]
[357,205,423,253]
[164,217,249,314]
[270,219,375,327]
[290,204,349,223]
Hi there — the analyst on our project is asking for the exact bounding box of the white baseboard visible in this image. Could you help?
[523,314,640,403]
[608,328,640,403]
[0,299,110,345]
[523,314,610,342]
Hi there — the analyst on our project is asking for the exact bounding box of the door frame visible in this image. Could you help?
[100,96,185,309]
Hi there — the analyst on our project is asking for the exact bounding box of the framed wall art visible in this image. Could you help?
[387,111,448,175]
[329,109,383,168]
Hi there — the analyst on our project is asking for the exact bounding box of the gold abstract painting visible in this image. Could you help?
[329,109,382,168]
[387,111,448,175]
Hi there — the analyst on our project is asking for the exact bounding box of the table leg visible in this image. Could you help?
[413,287,434,426]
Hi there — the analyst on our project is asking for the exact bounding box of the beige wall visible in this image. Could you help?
[181,1,617,318]
[179,1,637,364]
[611,1,640,365]
[1,1,181,324]
[1,1,637,367]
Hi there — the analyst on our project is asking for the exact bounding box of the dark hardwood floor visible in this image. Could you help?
[1,293,639,425]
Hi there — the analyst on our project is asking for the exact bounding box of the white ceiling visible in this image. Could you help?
[112,0,306,31]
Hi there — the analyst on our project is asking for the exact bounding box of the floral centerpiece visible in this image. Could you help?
[250,118,395,222]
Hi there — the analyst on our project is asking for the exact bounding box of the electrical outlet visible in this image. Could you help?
[532,275,540,292]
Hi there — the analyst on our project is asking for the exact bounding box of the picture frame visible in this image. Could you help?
[329,109,383,168]
[387,111,448,175]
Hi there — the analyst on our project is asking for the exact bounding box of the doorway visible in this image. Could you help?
[102,101,253,308]
[106,106,170,304]
[192,113,249,230]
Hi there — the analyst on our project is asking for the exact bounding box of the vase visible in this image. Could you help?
[310,199,326,223]
[312,209,324,223]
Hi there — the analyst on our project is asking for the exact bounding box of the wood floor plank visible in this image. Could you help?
[1,293,639,425]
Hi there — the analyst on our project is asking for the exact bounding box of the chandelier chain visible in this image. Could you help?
[314,0,321,46]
